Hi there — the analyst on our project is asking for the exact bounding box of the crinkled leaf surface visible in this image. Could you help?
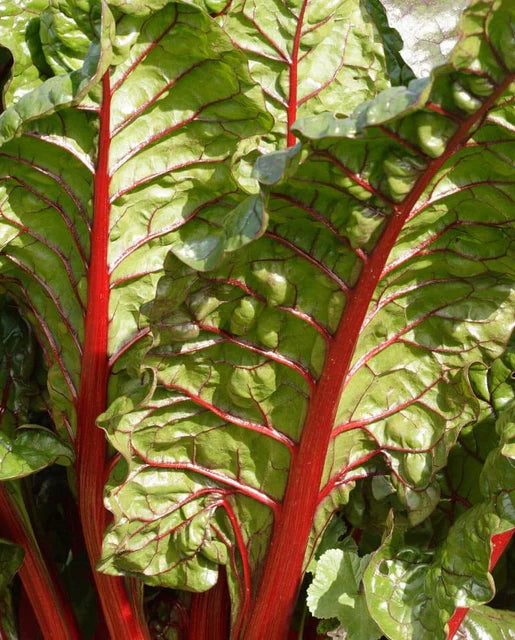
[216,0,390,146]
[307,547,381,640]
[0,0,50,104]
[100,1,514,637]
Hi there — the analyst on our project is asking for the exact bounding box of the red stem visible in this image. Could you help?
[287,0,308,147]
[0,483,81,639]
[75,72,149,640]
[446,529,514,639]
[242,73,514,640]
[188,569,230,640]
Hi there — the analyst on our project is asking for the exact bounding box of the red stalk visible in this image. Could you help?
[188,569,230,640]
[0,483,81,639]
[75,72,149,640]
[446,529,514,639]
[242,73,514,639]
[287,0,309,147]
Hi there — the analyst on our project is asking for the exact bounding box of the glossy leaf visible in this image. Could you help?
[363,0,415,86]
[0,0,50,104]
[100,1,514,637]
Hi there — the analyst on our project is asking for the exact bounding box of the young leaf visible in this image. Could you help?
[100,1,514,637]
[307,548,381,640]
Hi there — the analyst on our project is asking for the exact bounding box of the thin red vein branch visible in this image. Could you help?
[4,255,83,355]
[160,381,296,451]
[265,230,350,291]
[201,275,332,341]
[110,11,179,93]
[5,175,88,265]
[75,73,150,640]
[134,454,279,512]
[0,278,78,401]
[108,327,151,369]
[331,376,444,439]
[242,71,514,640]
[346,298,467,380]
[0,214,85,309]
[197,322,316,390]
[287,0,309,146]
[0,153,90,228]
[314,150,396,205]
[271,191,367,261]
[318,450,382,502]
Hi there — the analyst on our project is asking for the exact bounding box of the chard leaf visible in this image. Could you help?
[0,0,270,441]
[307,548,381,640]
[100,2,514,637]
[0,0,113,144]
[0,1,270,633]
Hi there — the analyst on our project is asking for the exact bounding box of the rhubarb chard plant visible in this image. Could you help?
[0,0,513,638]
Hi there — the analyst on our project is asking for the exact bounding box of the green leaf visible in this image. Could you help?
[0,0,51,105]
[307,548,381,640]
[0,425,73,480]
[0,0,114,144]
[0,0,271,443]
[363,0,415,86]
